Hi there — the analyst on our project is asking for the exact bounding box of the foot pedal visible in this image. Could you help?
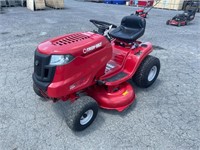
[96,80,105,85]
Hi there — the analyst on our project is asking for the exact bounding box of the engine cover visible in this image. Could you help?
[37,32,111,56]
[35,32,113,98]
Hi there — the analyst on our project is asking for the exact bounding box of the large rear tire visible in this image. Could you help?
[66,96,98,131]
[132,55,160,88]
[185,21,188,25]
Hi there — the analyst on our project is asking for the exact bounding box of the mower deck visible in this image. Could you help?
[87,82,135,112]
[167,19,187,26]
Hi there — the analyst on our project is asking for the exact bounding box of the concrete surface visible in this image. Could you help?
[0,0,200,149]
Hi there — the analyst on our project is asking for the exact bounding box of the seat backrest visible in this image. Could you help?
[121,15,146,29]
[109,15,146,43]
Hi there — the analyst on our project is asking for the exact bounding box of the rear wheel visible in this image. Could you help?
[132,55,160,88]
[33,83,44,98]
[66,96,98,131]
[185,21,188,25]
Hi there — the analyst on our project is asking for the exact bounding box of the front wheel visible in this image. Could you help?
[144,13,148,18]
[166,20,170,25]
[66,96,98,131]
[135,12,139,16]
[132,55,160,88]
[33,83,44,98]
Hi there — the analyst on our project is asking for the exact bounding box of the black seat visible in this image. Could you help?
[110,15,146,43]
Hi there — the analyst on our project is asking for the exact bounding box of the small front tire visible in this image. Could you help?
[166,20,170,25]
[33,84,44,98]
[133,55,160,88]
[66,96,98,131]
[144,13,148,18]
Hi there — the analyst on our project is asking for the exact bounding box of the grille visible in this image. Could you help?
[52,33,90,46]
[34,51,55,82]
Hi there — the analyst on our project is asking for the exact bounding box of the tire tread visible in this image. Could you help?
[133,55,160,88]
[66,96,98,131]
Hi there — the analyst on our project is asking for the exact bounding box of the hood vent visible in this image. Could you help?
[52,33,90,46]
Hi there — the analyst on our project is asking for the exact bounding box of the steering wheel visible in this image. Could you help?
[90,19,117,30]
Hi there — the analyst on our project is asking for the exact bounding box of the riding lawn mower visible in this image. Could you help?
[32,15,161,131]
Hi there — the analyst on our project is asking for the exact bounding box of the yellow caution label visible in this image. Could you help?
[122,90,128,96]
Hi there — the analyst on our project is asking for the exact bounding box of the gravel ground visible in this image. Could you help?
[0,0,200,150]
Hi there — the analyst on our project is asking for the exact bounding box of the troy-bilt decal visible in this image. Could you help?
[83,42,102,54]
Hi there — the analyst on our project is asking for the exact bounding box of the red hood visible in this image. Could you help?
[37,32,108,56]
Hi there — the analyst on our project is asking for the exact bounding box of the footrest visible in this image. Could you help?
[106,72,128,82]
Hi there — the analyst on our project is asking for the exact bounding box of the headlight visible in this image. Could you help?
[49,55,74,65]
